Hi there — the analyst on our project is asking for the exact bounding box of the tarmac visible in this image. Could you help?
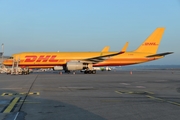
[0,70,180,120]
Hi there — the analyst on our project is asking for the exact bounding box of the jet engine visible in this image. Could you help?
[66,61,87,70]
[53,66,63,71]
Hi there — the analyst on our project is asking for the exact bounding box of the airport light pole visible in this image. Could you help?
[1,43,4,64]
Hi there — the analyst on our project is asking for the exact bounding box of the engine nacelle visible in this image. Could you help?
[53,66,63,71]
[66,61,86,70]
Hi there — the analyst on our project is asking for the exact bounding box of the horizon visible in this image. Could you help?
[0,0,179,65]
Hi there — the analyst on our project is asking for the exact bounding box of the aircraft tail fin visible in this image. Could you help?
[134,28,165,54]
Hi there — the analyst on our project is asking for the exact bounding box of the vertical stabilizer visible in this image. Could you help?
[134,28,165,54]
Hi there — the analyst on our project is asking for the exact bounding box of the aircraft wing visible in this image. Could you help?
[80,42,128,64]
[146,52,173,58]
[81,51,124,63]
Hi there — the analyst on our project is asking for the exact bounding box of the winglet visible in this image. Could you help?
[101,46,110,52]
[121,42,128,52]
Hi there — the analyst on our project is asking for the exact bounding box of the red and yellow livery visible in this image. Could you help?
[3,28,173,73]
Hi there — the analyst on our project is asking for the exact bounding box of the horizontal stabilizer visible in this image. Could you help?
[146,52,173,58]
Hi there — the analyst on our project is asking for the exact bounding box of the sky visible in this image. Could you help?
[0,0,180,65]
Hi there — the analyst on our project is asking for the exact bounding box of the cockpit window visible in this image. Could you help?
[9,57,13,59]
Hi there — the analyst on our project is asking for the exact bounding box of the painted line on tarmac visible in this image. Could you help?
[14,112,19,120]
[115,91,122,94]
[167,101,180,106]
[115,90,154,95]
[115,90,180,106]
[14,75,39,120]
[146,95,180,106]
[1,93,13,96]
[2,97,20,113]
[146,95,164,101]
[28,92,40,95]
[1,92,40,96]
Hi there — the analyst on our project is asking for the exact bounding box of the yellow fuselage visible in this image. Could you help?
[3,52,162,68]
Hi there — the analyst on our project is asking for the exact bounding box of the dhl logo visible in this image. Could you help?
[25,55,58,62]
[143,42,158,46]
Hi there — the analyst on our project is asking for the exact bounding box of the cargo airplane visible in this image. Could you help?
[3,28,173,74]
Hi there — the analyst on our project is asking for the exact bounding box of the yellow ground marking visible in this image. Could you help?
[154,97,164,101]
[115,91,153,95]
[3,97,20,113]
[147,95,180,106]
[146,95,155,99]
[146,95,164,101]
[115,91,180,107]
[1,93,13,96]
[19,93,27,95]
[28,93,33,95]
[128,92,133,94]
[167,101,180,106]
[28,92,40,95]
[115,91,122,94]
[1,92,40,96]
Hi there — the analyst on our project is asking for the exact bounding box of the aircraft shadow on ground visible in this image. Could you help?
[0,89,106,120]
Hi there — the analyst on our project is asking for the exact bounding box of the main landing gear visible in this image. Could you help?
[84,70,96,74]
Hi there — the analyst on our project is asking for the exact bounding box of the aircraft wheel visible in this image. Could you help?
[92,70,96,74]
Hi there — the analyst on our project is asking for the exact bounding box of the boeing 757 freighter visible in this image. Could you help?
[3,28,173,74]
